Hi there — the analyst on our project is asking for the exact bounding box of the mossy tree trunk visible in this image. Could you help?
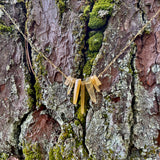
[0,0,160,159]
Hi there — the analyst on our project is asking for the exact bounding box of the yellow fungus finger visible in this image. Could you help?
[85,78,96,103]
[73,79,81,105]
[90,76,100,92]
[93,75,101,86]
[81,81,85,114]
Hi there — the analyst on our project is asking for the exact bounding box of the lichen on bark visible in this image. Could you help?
[22,143,42,160]
[1,0,160,159]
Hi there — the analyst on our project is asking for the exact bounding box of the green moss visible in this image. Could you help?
[25,75,35,109]
[23,143,42,160]
[27,87,35,109]
[89,31,97,37]
[83,52,98,77]
[49,125,74,160]
[103,148,119,159]
[104,95,111,102]
[45,47,51,53]
[144,27,151,35]
[17,0,24,2]
[74,119,80,126]
[36,54,47,76]
[88,32,103,52]
[80,5,91,21]
[0,24,13,34]
[128,44,137,75]
[51,145,63,160]
[141,146,158,159]
[83,59,93,77]
[59,124,74,141]
[88,0,114,29]
[0,153,9,160]
[76,107,85,124]
[48,123,90,160]
[56,0,66,19]
[34,79,42,107]
[87,156,96,160]
[84,5,90,15]
[49,148,56,160]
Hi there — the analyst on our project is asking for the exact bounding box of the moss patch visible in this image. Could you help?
[23,143,42,160]
[56,0,66,20]
[49,124,89,160]
[80,5,91,22]
[74,119,80,126]
[59,124,74,141]
[25,74,36,109]
[33,54,48,107]
[76,106,86,124]
[34,79,42,107]
[49,145,63,160]
[27,86,35,109]
[17,0,24,2]
[83,59,93,77]
[0,23,13,34]
[83,52,98,78]
[49,148,56,160]
[88,32,103,52]
[48,124,74,160]
[88,0,114,30]
[36,54,47,77]
[0,153,9,160]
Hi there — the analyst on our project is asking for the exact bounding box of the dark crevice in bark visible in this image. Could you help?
[79,1,113,156]
[14,111,32,159]
[76,1,95,156]
[79,1,94,79]
[13,3,37,158]
[23,2,36,110]
[25,42,37,108]
[137,0,145,22]
[81,95,90,155]
[154,32,159,64]
[24,1,37,107]
[13,59,36,158]
[127,47,136,159]
[14,34,36,160]
[80,2,111,79]
[154,31,160,115]
[155,92,160,113]
[82,123,90,155]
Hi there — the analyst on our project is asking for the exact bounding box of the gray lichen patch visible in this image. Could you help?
[49,122,89,160]
[130,76,160,158]
[1,0,160,159]
[0,2,31,156]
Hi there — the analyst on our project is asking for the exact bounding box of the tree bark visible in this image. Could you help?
[0,0,160,159]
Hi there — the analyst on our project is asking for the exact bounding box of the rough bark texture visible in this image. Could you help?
[0,0,160,159]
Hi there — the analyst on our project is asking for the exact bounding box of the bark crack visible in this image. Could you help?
[13,3,37,158]
[154,32,160,112]
[127,1,147,157]
[76,1,95,156]
[127,46,136,159]
[137,0,145,22]
[14,111,32,159]
[155,92,160,112]
[154,32,159,64]
[79,1,94,79]
[14,33,37,160]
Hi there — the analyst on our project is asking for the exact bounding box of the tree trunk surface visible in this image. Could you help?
[0,0,160,159]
